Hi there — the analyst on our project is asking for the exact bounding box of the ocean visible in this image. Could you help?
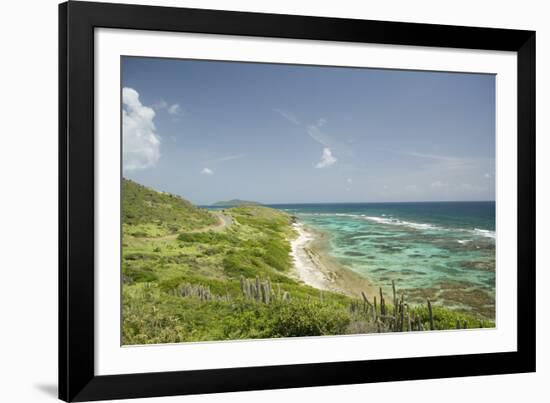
[269,201,496,318]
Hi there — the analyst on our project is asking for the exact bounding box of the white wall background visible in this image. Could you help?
[0,0,547,402]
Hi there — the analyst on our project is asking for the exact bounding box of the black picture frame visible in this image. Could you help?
[59,1,536,401]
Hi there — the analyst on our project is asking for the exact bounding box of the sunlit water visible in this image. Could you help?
[270,202,496,318]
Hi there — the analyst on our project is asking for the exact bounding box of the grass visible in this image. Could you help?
[123,178,217,234]
[122,179,494,345]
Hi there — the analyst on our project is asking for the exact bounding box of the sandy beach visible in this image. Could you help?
[290,222,377,299]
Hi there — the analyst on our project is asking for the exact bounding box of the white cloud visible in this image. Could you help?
[307,121,331,147]
[207,154,245,164]
[274,109,300,125]
[152,99,182,117]
[401,151,476,170]
[275,113,351,165]
[168,103,182,115]
[199,154,243,176]
[122,87,160,171]
[316,147,337,168]
[431,181,447,188]
[345,178,353,191]
[152,98,168,110]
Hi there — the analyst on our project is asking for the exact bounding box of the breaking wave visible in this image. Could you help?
[297,212,495,240]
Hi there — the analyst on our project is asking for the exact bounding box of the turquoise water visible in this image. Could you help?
[270,202,496,318]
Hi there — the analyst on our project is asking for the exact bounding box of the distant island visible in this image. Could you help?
[212,199,262,207]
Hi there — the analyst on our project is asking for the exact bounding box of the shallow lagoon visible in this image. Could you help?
[271,202,496,318]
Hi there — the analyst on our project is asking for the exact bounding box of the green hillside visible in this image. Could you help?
[123,178,217,235]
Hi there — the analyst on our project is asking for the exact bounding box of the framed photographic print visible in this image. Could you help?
[59,1,536,401]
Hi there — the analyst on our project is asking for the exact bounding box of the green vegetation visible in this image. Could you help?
[123,178,218,235]
[212,199,262,207]
[122,180,494,345]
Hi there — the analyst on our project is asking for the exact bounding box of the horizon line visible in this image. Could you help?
[202,200,496,206]
[122,178,495,207]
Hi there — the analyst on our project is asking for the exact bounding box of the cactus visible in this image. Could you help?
[399,300,405,331]
[175,283,213,301]
[239,277,278,304]
[255,276,261,301]
[427,299,434,330]
[347,285,471,334]
[392,280,397,315]
[261,282,270,304]
[379,288,386,316]
[361,291,373,317]
[240,275,245,294]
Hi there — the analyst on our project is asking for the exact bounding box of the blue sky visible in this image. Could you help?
[122,57,495,205]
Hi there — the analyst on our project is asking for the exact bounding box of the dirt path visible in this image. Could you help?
[193,212,233,233]
[217,213,233,228]
[207,211,233,232]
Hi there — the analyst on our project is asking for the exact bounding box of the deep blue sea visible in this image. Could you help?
[269,202,496,318]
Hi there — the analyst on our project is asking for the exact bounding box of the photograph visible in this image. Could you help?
[121,56,497,345]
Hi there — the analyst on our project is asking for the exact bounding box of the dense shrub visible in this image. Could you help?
[222,252,257,278]
[271,300,351,337]
[262,238,291,272]
[177,231,233,244]
[122,264,159,283]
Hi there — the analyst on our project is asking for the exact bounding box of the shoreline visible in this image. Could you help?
[290,221,377,299]
[289,220,495,320]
